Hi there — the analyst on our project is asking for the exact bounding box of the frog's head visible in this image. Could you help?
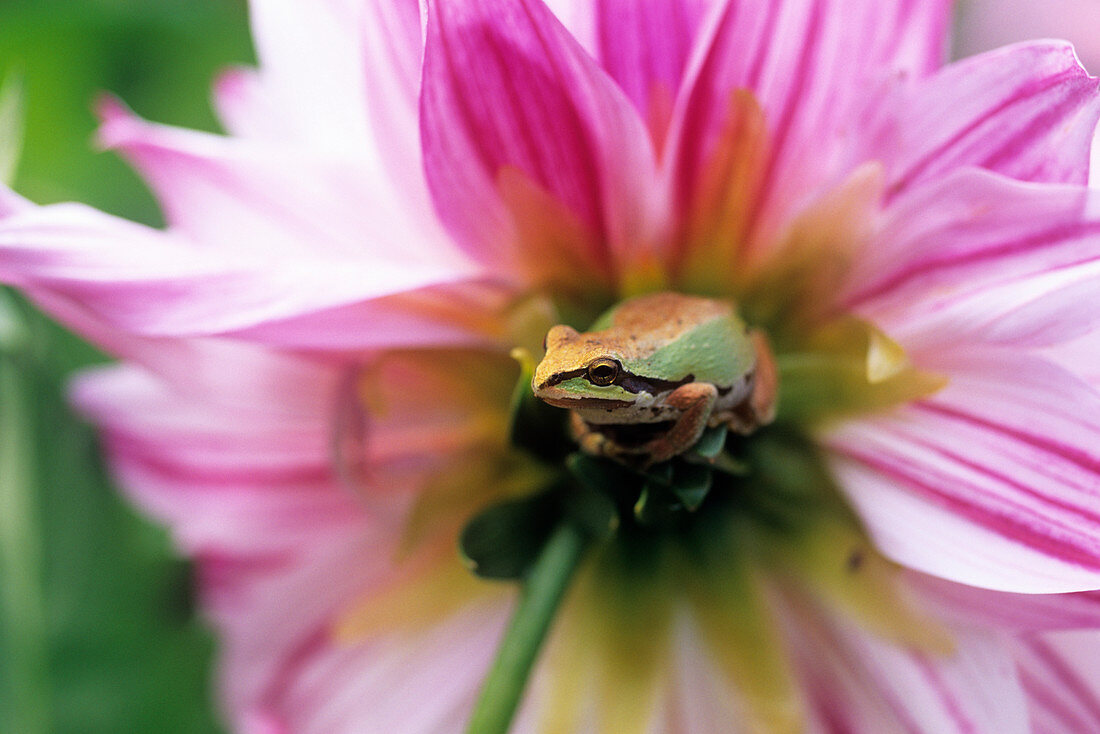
[532,324,667,422]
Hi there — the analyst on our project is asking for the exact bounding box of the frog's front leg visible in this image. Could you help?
[641,382,718,466]
[569,412,613,458]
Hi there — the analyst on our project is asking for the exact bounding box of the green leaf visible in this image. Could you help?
[691,425,728,460]
[669,463,713,512]
[632,484,682,526]
[459,493,560,580]
[632,487,655,524]
[709,452,750,476]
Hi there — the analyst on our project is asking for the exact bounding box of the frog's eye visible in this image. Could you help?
[587,358,620,386]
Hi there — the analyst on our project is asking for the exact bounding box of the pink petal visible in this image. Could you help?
[212,67,292,142]
[542,0,598,55]
[357,0,439,219]
[864,42,1100,193]
[665,618,756,733]
[595,0,714,139]
[1015,631,1100,734]
[668,0,950,239]
[846,168,1100,353]
[97,97,460,267]
[70,359,375,714]
[419,0,664,283]
[245,0,372,147]
[1045,329,1100,387]
[228,600,509,734]
[71,355,515,733]
[909,573,1100,633]
[228,1,434,221]
[0,202,489,346]
[71,363,355,555]
[204,530,510,734]
[789,601,1028,734]
[825,350,1100,593]
[0,185,31,216]
[226,280,517,352]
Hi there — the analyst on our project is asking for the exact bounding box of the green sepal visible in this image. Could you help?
[635,463,675,525]
[691,425,728,460]
[684,424,748,478]
[459,492,560,580]
[707,452,751,477]
[632,482,686,526]
[669,463,712,512]
[638,462,674,487]
[561,481,619,541]
[632,486,655,524]
[635,461,714,523]
[566,452,636,499]
[776,318,947,425]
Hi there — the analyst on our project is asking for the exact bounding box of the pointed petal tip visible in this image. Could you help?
[240,709,290,734]
[213,66,253,97]
[93,93,141,151]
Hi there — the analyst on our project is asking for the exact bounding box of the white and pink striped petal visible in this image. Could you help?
[825,350,1100,593]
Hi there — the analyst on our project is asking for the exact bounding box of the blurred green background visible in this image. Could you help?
[0,2,254,732]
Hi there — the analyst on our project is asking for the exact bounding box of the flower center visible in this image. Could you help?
[332,107,953,730]
[438,291,950,731]
[330,287,952,734]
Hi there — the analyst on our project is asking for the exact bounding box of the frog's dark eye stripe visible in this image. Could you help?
[543,364,692,394]
[587,358,620,386]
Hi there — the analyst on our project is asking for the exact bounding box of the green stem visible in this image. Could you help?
[465,522,588,734]
[0,305,49,734]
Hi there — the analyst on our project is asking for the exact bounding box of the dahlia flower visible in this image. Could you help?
[3,1,1100,732]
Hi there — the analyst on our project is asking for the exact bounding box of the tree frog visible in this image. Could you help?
[533,292,778,466]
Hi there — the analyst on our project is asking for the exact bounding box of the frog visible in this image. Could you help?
[532,292,778,467]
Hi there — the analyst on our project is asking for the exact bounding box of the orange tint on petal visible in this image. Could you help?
[677,89,771,296]
[646,82,676,154]
[336,348,519,515]
[376,281,518,345]
[335,347,557,641]
[740,162,885,336]
[497,166,612,301]
[355,349,516,460]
